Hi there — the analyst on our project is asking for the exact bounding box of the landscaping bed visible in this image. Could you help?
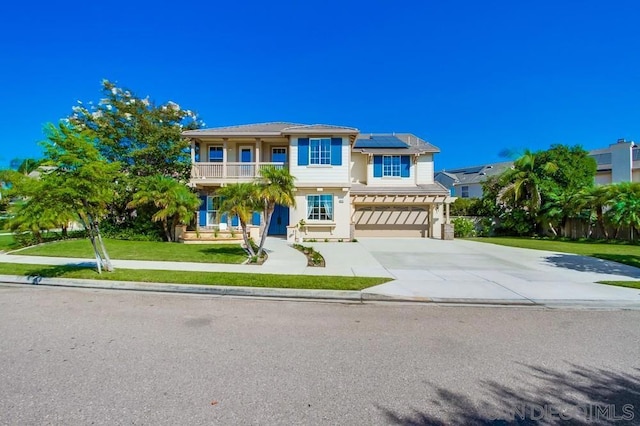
[292,244,325,267]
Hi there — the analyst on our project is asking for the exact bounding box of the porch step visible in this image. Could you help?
[180,231,243,244]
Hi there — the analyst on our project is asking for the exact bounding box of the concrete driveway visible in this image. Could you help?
[347,238,640,305]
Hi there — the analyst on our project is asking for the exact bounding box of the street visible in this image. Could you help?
[1,284,639,425]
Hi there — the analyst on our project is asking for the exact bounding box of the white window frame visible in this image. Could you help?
[206,195,221,226]
[382,155,401,177]
[306,194,334,221]
[310,138,331,165]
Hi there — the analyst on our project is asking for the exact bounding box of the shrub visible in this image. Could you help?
[100,220,163,241]
[13,229,88,248]
[452,217,476,238]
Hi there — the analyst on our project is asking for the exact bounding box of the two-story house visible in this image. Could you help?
[182,122,454,240]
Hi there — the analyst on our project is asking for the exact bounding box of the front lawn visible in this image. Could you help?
[468,237,640,269]
[0,234,16,251]
[0,263,390,290]
[13,238,248,264]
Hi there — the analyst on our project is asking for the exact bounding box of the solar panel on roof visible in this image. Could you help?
[354,135,408,148]
[462,166,484,174]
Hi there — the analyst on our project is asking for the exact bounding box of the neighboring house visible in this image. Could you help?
[591,139,639,185]
[435,162,512,198]
[435,139,639,198]
[182,122,454,240]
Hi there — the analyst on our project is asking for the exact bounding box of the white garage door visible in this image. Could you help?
[353,206,429,237]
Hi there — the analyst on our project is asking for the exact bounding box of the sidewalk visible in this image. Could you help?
[0,237,393,278]
[1,237,640,308]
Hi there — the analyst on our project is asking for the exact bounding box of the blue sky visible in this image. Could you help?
[1,0,639,171]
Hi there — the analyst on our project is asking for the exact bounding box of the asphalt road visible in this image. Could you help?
[1,285,639,425]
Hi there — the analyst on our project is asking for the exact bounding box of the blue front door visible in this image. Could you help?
[240,147,253,177]
[268,204,289,235]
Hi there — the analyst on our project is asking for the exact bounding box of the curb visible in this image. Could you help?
[2,275,640,309]
[0,275,364,301]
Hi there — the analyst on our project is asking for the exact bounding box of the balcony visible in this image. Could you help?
[191,162,286,182]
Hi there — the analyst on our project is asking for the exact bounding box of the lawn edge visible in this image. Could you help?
[596,280,640,289]
[0,274,365,301]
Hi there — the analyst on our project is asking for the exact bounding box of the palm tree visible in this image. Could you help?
[498,150,557,212]
[575,185,616,239]
[217,182,262,257]
[10,158,41,176]
[606,182,640,240]
[496,150,558,235]
[127,175,201,242]
[255,166,296,257]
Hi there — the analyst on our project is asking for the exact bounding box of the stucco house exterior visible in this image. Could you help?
[182,122,454,240]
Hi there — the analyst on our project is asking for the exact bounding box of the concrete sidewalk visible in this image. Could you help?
[1,237,640,308]
[0,237,392,277]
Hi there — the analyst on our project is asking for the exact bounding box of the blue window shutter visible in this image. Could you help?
[231,215,239,227]
[199,195,207,226]
[401,156,411,177]
[373,156,382,177]
[330,138,342,166]
[220,213,228,224]
[252,212,261,226]
[298,138,309,166]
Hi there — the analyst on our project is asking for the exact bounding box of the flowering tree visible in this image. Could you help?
[69,80,204,180]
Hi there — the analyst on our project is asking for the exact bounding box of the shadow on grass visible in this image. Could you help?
[197,245,248,256]
[543,254,640,279]
[379,364,640,425]
[25,262,97,283]
[592,254,640,270]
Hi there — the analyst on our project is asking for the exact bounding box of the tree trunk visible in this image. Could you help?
[94,222,114,272]
[241,222,255,257]
[78,214,103,274]
[596,207,608,239]
[257,205,275,257]
[84,207,113,272]
[162,219,172,242]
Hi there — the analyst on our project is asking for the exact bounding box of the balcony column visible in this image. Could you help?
[445,202,450,224]
[190,139,196,178]
[222,138,228,179]
[255,138,261,177]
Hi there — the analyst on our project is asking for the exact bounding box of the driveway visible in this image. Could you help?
[350,238,640,304]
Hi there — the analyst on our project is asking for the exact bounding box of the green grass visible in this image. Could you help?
[0,263,390,290]
[597,281,640,290]
[13,238,248,264]
[0,234,16,251]
[468,237,640,269]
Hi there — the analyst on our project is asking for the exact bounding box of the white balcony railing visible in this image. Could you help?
[192,162,286,180]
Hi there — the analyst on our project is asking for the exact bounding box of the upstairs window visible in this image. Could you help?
[382,155,401,177]
[209,146,223,163]
[298,138,342,166]
[461,186,469,198]
[373,155,411,178]
[310,138,331,165]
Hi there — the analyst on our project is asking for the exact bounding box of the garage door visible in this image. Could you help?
[353,206,429,237]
